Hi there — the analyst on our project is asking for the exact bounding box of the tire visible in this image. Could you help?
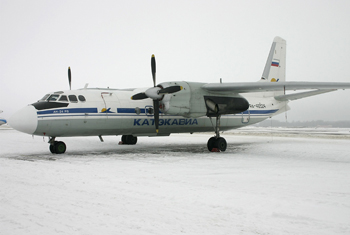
[126,135,137,145]
[131,136,137,145]
[121,135,127,143]
[55,141,66,154]
[207,137,217,151]
[216,137,227,152]
[49,144,56,154]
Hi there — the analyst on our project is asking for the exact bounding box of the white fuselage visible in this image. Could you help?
[9,82,287,137]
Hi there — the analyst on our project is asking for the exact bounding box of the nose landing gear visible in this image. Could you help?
[49,137,66,154]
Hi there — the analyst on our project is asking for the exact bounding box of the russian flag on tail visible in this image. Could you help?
[271,59,280,67]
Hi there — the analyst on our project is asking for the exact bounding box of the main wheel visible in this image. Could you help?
[207,137,217,151]
[54,141,66,154]
[49,144,56,154]
[126,135,137,145]
[216,137,227,152]
[121,135,127,143]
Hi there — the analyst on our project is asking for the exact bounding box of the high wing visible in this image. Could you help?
[202,81,350,101]
[202,81,350,93]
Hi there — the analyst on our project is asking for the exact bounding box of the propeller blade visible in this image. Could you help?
[68,67,72,90]
[158,85,183,95]
[153,100,159,133]
[151,54,156,87]
[131,92,148,100]
[132,54,160,133]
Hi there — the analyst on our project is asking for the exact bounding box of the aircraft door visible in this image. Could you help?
[101,92,119,117]
[241,110,250,124]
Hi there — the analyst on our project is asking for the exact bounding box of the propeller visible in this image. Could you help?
[151,55,159,133]
[131,54,183,133]
[158,85,182,95]
[131,92,148,100]
[151,54,156,86]
[68,67,72,90]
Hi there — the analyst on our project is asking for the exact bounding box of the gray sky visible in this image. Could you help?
[1,0,350,121]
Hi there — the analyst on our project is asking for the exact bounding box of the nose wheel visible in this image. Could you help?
[49,137,66,154]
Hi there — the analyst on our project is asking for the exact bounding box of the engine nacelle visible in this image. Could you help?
[158,81,249,118]
[159,81,192,117]
[203,96,249,117]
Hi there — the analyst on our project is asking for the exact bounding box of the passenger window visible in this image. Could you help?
[147,107,154,115]
[68,95,78,102]
[78,95,86,102]
[48,95,60,102]
[59,95,68,102]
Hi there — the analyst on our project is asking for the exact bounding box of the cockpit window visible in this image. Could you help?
[78,95,86,102]
[59,95,68,102]
[48,95,60,102]
[39,94,50,101]
[68,95,78,102]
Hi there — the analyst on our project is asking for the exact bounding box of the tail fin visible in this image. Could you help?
[260,36,286,83]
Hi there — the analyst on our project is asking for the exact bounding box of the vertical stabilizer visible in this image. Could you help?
[260,36,286,83]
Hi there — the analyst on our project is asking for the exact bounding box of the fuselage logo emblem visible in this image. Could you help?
[271,78,279,82]
[100,108,115,113]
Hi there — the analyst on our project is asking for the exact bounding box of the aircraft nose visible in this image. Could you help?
[8,105,38,135]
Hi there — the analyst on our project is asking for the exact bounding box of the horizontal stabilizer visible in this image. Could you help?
[202,82,350,93]
[274,89,336,101]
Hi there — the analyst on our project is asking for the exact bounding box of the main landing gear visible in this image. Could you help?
[207,115,227,152]
[121,135,138,145]
[47,135,138,154]
[49,137,66,154]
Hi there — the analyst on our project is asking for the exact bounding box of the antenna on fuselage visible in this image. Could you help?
[68,67,72,90]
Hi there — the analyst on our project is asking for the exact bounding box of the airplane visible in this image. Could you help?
[0,111,7,126]
[8,37,350,154]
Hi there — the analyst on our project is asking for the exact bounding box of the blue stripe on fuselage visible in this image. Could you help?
[242,109,278,114]
[37,108,98,115]
[117,108,146,113]
[36,107,279,116]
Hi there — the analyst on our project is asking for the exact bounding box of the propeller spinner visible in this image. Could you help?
[131,54,183,133]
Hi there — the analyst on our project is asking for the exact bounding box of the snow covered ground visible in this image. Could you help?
[1,126,350,235]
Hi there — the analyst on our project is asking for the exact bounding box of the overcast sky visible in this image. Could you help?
[1,0,350,121]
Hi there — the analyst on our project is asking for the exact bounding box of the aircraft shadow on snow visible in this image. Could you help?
[8,142,253,162]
